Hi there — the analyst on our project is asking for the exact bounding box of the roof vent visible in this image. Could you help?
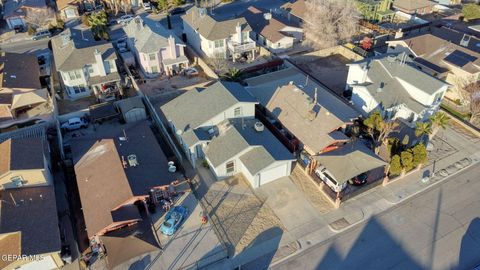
[263,13,272,20]
[11,176,23,187]
[198,7,207,17]
[127,154,139,167]
[377,82,385,93]
[254,121,264,132]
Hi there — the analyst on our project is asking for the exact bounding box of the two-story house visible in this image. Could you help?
[182,7,257,62]
[161,81,294,188]
[0,137,63,270]
[124,16,189,77]
[52,28,121,101]
[386,27,480,101]
[346,54,449,126]
[241,6,303,53]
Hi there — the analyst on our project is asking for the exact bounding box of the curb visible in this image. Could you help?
[327,209,366,233]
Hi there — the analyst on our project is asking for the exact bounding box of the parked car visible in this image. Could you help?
[315,166,347,192]
[61,117,88,131]
[32,30,51,40]
[183,67,198,76]
[348,173,368,186]
[143,1,152,11]
[117,15,134,25]
[160,206,188,236]
[169,7,185,15]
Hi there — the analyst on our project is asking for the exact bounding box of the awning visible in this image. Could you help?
[315,141,387,184]
[162,55,189,66]
[11,89,48,110]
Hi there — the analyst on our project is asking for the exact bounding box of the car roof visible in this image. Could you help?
[69,117,81,121]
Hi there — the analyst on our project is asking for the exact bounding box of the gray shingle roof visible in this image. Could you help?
[0,52,41,90]
[161,81,258,146]
[205,119,294,171]
[182,6,252,40]
[124,17,184,53]
[52,28,117,71]
[4,0,46,18]
[315,141,386,184]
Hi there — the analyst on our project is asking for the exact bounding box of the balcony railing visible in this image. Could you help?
[227,39,256,54]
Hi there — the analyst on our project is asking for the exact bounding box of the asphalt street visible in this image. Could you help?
[272,163,480,270]
[0,39,50,54]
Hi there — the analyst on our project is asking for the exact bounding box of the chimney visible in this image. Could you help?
[168,35,177,59]
[94,49,106,76]
[236,22,242,44]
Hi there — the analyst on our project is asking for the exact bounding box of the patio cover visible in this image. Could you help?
[100,221,159,269]
[11,89,48,110]
[315,141,387,184]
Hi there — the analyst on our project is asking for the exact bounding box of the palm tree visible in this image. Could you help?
[222,68,244,82]
[429,112,449,139]
[415,122,432,143]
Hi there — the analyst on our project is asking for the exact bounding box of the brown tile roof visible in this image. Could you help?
[0,52,41,90]
[0,232,21,269]
[281,0,307,21]
[0,186,61,256]
[0,137,45,177]
[241,6,300,43]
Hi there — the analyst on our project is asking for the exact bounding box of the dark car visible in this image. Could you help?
[349,173,368,186]
[170,7,185,15]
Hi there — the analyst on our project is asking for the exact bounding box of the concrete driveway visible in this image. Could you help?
[255,177,326,239]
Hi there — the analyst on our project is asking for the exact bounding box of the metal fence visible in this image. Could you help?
[0,122,48,143]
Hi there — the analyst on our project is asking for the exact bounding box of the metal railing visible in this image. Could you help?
[227,39,256,54]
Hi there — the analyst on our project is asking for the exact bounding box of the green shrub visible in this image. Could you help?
[389,155,402,176]
[412,143,428,168]
[400,150,414,172]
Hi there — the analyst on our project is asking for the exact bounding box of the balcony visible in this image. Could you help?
[227,39,256,54]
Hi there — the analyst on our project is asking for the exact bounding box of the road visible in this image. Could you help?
[0,39,49,54]
[272,164,480,270]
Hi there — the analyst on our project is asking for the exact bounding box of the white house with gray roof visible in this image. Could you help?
[182,7,257,62]
[346,54,449,127]
[124,16,189,77]
[161,81,294,187]
[52,28,121,101]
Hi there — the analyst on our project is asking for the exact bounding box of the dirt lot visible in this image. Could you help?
[138,70,210,97]
[290,54,351,96]
[290,166,334,214]
[198,174,285,256]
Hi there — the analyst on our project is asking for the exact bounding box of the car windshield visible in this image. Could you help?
[163,221,172,228]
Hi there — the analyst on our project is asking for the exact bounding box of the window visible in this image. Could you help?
[214,39,223,48]
[226,161,235,174]
[234,107,242,117]
[241,32,248,43]
[68,70,82,80]
[149,53,156,61]
[72,85,87,94]
[151,66,158,73]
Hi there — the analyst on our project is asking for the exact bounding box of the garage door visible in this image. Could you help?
[8,18,24,28]
[258,163,288,186]
[65,8,77,19]
[124,108,146,123]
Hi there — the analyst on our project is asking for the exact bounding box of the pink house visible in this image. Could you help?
[124,17,189,77]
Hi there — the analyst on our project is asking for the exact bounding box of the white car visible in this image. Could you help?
[315,166,347,192]
[117,15,134,25]
[61,117,88,131]
[183,67,199,76]
[143,1,152,11]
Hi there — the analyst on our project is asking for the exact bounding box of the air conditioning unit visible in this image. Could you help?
[254,122,264,132]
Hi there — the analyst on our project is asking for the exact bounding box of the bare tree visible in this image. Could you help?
[457,76,480,124]
[25,7,56,28]
[207,55,230,74]
[303,0,360,49]
[120,0,131,14]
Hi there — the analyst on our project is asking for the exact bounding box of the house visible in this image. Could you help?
[346,54,449,126]
[245,68,360,157]
[3,0,49,29]
[182,7,257,62]
[392,0,435,14]
[52,28,122,101]
[204,119,295,188]
[124,16,189,77]
[357,0,395,22]
[0,137,52,189]
[0,52,53,128]
[240,6,303,53]
[56,0,80,20]
[161,81,294,187]
[0,186,63,270]
[71,121,180,241]
[386,27,480,101]
[281,0,308,24]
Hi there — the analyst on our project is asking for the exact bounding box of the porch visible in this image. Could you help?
[89,73,123,102]
[227,38,257,63]
[162,55,189,76]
